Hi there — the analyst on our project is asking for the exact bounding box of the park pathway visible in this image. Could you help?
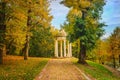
[35,58,92,80]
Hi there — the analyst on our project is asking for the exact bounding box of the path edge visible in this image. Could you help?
[34,59,51,80]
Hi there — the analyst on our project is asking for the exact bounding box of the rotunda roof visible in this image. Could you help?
[56,29,67,37]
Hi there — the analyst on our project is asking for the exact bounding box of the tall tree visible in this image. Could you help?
[22,1,32,60]
[0,0,20,63]
[109,27,120,68]
[0,0,7,64]
[6,0,27,55]
[88,39,109,64]
[62,0,106,64]
[0,0,53,62]
[28,0,53,57]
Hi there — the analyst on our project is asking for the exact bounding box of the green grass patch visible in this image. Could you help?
[72,58,120,80]
[0,56,49,80]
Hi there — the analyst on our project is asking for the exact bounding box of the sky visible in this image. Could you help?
[49,0,69,29]
[50,0,120,39]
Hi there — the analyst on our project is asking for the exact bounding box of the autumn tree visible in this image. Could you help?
[0,0,7,64]
[62,0,106,64]
[109,27,120,68]
[5,1,27,56]
[0,0,29,62]
[88,39,110,64]
[28,0,53,57]
[0,0,23,64]
[19,0,52,60]
[0,0,53,62]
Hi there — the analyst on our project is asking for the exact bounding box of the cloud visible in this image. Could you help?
[49,0,69,16]
[101,33,111,39]
[104,18,120,25]
[104,15,120,24]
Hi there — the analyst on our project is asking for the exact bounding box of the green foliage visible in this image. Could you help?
[62,0,106,64]
[72,39,80,58]
[28,0,54,57]
[29,27,54,57]
[62,0,106,51]
[73,12,105,51]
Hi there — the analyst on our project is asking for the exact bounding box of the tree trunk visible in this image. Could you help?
[119,55,120,66]
[0,44,6,64]
[78,41,87,64]
[113,54,116,68]
[77,11,87,64]
[23,8,31,60]
[77,40,80,58]
[3,45,6,56]
[0,2,6,64]
[7,39,14,54]
[23,35,29,60]
[0,46,4,64]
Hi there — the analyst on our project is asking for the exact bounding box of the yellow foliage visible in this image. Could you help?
[72,8,82,17]
[67,8,82,24]
[33,0,52,28]
[79,0,91,9]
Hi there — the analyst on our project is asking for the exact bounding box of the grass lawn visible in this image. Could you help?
[72,58,120,80]
[0,55,49,80]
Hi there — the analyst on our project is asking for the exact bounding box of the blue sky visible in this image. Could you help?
[50,0,69,29]
[50,0,120,39]
[101,0,120,38]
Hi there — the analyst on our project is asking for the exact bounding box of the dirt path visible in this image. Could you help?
[35,58,91,80]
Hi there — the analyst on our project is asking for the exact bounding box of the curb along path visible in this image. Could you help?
[35,58,92,80]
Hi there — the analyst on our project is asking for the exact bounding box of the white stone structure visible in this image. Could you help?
[54,29,72,58]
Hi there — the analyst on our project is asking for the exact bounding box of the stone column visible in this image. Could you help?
[54,40,58,57]
[60,40,63,57]
[64,40,66,57]
[67,41,70,57]
[70,43,72,57]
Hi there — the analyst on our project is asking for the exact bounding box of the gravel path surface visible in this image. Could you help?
[35,58,91,80]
